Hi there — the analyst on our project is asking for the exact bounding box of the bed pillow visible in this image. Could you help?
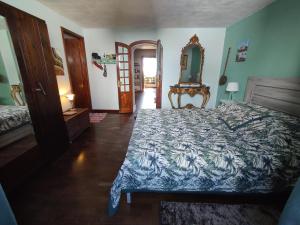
[218,102,269,131]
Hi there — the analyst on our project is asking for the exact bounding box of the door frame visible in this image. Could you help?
[61,27,92,110]
[115,42,133,113]
[129,40,162,109]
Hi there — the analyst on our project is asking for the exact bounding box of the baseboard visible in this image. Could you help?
[92,109,119,113]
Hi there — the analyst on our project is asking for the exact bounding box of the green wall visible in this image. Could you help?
[0,54,13,105]
[217,0,300,103]
[191,47,200,81]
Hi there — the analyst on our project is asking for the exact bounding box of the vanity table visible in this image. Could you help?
[168,85,210,109]
[168,34,211,109]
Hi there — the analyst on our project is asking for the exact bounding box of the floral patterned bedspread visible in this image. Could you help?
[0,105,31,134]
[109,104,300,215]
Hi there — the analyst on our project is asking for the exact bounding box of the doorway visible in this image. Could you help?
[115,40,163,113]
[135,56,157,109]
[61,27,92,110]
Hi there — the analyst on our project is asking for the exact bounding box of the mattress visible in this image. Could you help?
[109,102,300,215]
[0,105,31,135]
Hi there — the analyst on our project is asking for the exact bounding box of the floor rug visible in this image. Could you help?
[160,202,281,225]
[89,113,107,123]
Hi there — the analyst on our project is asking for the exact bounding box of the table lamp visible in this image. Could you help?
[226,82,239,100]
[65,93,75,111]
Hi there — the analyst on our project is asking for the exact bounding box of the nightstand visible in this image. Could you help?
[63,108,90,142]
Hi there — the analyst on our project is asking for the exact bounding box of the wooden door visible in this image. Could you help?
[115,42,133,113]
[156,40,163,108]
[5,8,68,157]
[62,28,92,109]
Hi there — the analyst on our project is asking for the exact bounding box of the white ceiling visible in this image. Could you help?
[37,0,273,28]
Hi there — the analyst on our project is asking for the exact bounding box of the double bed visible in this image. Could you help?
[0,105,33,148]
[109,77,300,215]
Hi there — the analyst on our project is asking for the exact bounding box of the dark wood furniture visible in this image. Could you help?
[0,2,69,191]
[64,108,90,142]
[168,85,210,109]
[61,27,92,110]
[115,42,133,113]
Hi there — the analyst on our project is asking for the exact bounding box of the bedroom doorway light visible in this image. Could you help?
[143,57,157,77]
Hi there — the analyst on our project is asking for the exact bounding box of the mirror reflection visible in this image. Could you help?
[179,34,204,84]
[0,15,37,150]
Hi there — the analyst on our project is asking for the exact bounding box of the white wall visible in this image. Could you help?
[84,29,119,110]
[1,0,83,111]
[84,28,225,110]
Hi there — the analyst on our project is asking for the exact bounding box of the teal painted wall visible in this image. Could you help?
[0,54,13,105]
[217,0,300,103]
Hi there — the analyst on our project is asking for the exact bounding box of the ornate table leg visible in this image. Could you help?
[201,90,210,108]
[168,90,175,109]
[177,94,182,109]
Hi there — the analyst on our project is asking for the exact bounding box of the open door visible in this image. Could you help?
[62,28,92,110]
[156,40,163,108]
[115,42,133,113]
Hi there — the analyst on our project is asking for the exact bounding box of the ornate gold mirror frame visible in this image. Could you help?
[179,34,205,84]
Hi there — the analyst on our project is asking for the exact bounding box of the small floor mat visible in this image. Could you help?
[160,201,281,225]
[89,113,107,123]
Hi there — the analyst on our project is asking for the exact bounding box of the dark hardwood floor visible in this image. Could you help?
[8,114,288,225]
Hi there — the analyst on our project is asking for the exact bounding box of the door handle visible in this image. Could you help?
[117,80,121,88]
[35,82,47,96]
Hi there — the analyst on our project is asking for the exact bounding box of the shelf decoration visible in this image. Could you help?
[52,47,64,76]
[100,53,116,64]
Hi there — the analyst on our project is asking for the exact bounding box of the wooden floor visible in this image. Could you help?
[8,113,287,225]
[135,88,156,110]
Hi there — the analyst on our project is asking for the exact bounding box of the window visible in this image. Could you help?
[143,58,157,77]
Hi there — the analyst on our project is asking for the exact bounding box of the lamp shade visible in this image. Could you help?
[65,93,75,101]
[226,82,239,92]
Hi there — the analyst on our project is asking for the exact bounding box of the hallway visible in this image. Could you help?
[135,88,156,110]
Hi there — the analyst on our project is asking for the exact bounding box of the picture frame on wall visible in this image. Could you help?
[236,40,249,62]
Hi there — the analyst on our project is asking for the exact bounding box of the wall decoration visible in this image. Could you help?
[180,54,188,70]
[219,47,231,86]
[236,40,249,62]
[92,52,111,77]
[92,52,103,70]
[52,48,64,75]
[103,65,107,77]
[101,53,116,64]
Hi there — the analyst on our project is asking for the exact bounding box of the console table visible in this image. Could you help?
[168,85,210,109]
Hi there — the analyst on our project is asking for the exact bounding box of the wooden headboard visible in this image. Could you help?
[244,76,300,117]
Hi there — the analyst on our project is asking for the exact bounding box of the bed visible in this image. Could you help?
[109,77,300,215]
[0,105,33,148]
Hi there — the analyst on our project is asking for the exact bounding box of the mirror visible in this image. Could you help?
[179,34,204,84]
[0,15,37,150]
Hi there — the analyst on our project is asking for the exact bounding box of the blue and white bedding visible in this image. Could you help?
[109,102,300,215]
[0,105,31,135]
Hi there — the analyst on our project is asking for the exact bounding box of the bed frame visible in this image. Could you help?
[244,76,300,117]
[0,124,34,149]
[126,76,300,204]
